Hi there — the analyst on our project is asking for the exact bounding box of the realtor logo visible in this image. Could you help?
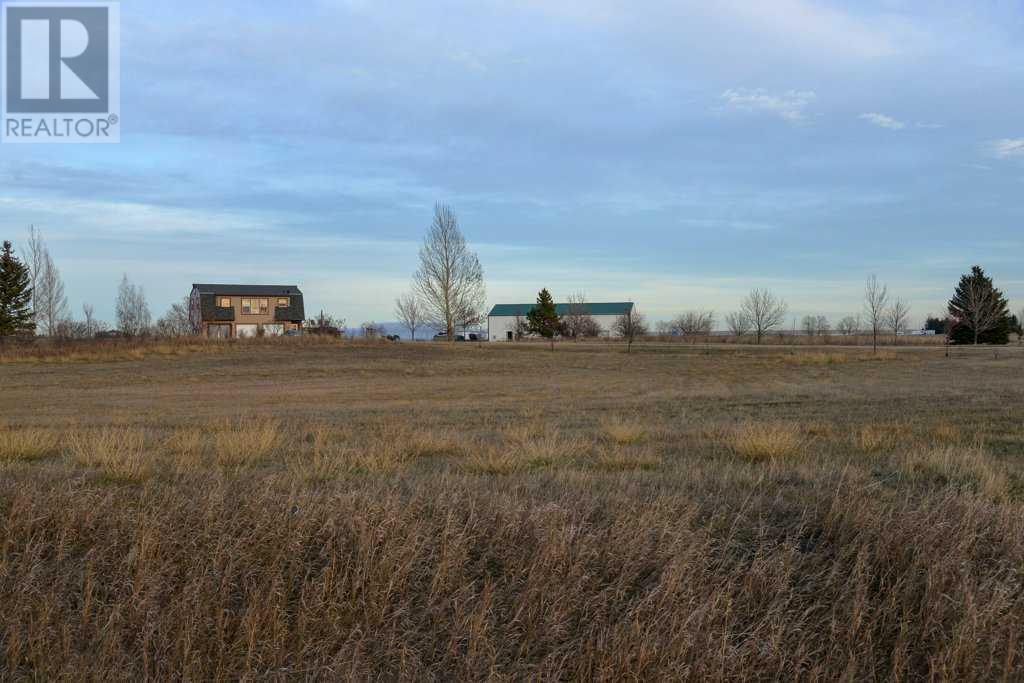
[2,1,119,142]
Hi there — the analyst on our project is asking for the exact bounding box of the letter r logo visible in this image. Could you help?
[4,5,109,113]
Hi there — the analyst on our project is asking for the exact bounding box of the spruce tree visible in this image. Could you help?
[0,241,35,337]
[527,288,561,350]
[948,265,1010,345]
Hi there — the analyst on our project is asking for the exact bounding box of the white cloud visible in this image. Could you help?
[989,138,1024,159]
[720,88,816,124]
[859,112,906,130]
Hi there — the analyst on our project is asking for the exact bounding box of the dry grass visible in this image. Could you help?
[0,424,61,461]
[65,426,149,481]
[1,342,1023,679]
[600,415,647,444]
[727,421,805,462]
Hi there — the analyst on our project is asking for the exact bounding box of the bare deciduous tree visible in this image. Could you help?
[116,274,152,337]
[82,303,98,338]
[155,297,193,337]
[864,274,889,353]
[837,315,859,336]
[801,315,818,336]
[413,204,486,341]
[562,292,599,340]
[512,313,529,340]
[816,315,831,338]
[672,311,714,343]
[885,298,911,341]
[613,308,648,353]
[739,289,788,344]
[394,293,424,341]
[725,311,752,337]
[24,227,68,336]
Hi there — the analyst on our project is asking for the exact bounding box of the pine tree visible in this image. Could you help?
[948,265,1010,345]
[527,288,561,350]
[0,241,35,337]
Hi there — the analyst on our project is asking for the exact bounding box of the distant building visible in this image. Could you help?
[189,284,305,338]
[487,302,634,341]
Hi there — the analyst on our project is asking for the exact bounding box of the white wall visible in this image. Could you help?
[487,315,622,341]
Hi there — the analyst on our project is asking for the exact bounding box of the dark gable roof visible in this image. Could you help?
[193,284,302,296]
[489,302,634,317]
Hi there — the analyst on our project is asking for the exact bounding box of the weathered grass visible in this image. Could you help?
[728,421,804,462]
[1,342,1023,679]
[65,427,149,481]
[0,424,61,461]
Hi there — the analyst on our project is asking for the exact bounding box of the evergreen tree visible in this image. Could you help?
[0,241,35,336]
[948,265,1010,345]
[527,288,561,350]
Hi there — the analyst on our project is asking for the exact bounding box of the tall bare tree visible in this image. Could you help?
[413,204,485,341]
[863,274,889,353]
[613,307,648,353]
[739,289,787,344]
[725,311,752,337]
[81,303,96,337]
[816,315,831,338]
[23,227,68,336]
[801,315,818,336]
[394,293,424,341]
[115,274,152,337]
[885,298,911,341]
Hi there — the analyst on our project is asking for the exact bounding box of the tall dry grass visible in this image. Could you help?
[1,342,1023,679]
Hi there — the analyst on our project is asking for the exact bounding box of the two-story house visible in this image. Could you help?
[189,284,305,338]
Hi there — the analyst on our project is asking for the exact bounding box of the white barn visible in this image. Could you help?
[487,302,634,342]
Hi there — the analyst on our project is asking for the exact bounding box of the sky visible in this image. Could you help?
[3,0,1024,328]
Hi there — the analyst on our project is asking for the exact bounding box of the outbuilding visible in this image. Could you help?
[487,302,634,341]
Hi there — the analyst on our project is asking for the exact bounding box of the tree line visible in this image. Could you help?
[0,227,190,340]
[1,217,1020,347]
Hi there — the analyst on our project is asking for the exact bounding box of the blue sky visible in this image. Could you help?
[4,0,1024,327]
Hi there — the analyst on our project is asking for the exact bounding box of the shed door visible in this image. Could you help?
[236,324,258,338]
[262,324,284,337]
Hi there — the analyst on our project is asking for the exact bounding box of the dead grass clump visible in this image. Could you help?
[900,445,1007,499]
[728,422,804,462]
[65,427,149,481]
[855,423,904,454]
[213,417,281,467]
[286,424,347,481]
[0,425,61,461]
[600,416,647,445]
[931,420,962,444]
[464,426,588,474]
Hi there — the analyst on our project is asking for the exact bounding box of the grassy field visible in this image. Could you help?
[1,339,1023,679]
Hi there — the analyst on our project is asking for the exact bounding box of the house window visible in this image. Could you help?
[218,297,231,308]
[276,297,289,308]
[241,298,269,315]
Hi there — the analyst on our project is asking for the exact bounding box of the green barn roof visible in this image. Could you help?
[488,302,634,317]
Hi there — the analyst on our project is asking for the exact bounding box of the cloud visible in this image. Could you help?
[989,138,1024,159]
[859,113,944,131]
[859,112,906,130]
[721,88,816,124]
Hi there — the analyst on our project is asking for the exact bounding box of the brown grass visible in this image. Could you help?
[0,424,61,461]
[1,341,1023,679]
[727,421,805,462]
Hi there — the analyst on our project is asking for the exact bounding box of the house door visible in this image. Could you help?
[506,331,513,341]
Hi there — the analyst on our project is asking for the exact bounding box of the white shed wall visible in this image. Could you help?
[487,314,622,341]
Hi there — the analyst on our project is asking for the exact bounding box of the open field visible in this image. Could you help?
[2,340,1023,679]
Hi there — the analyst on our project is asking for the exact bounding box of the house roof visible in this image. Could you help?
[192,284,302,296]
[488,302,634,317]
